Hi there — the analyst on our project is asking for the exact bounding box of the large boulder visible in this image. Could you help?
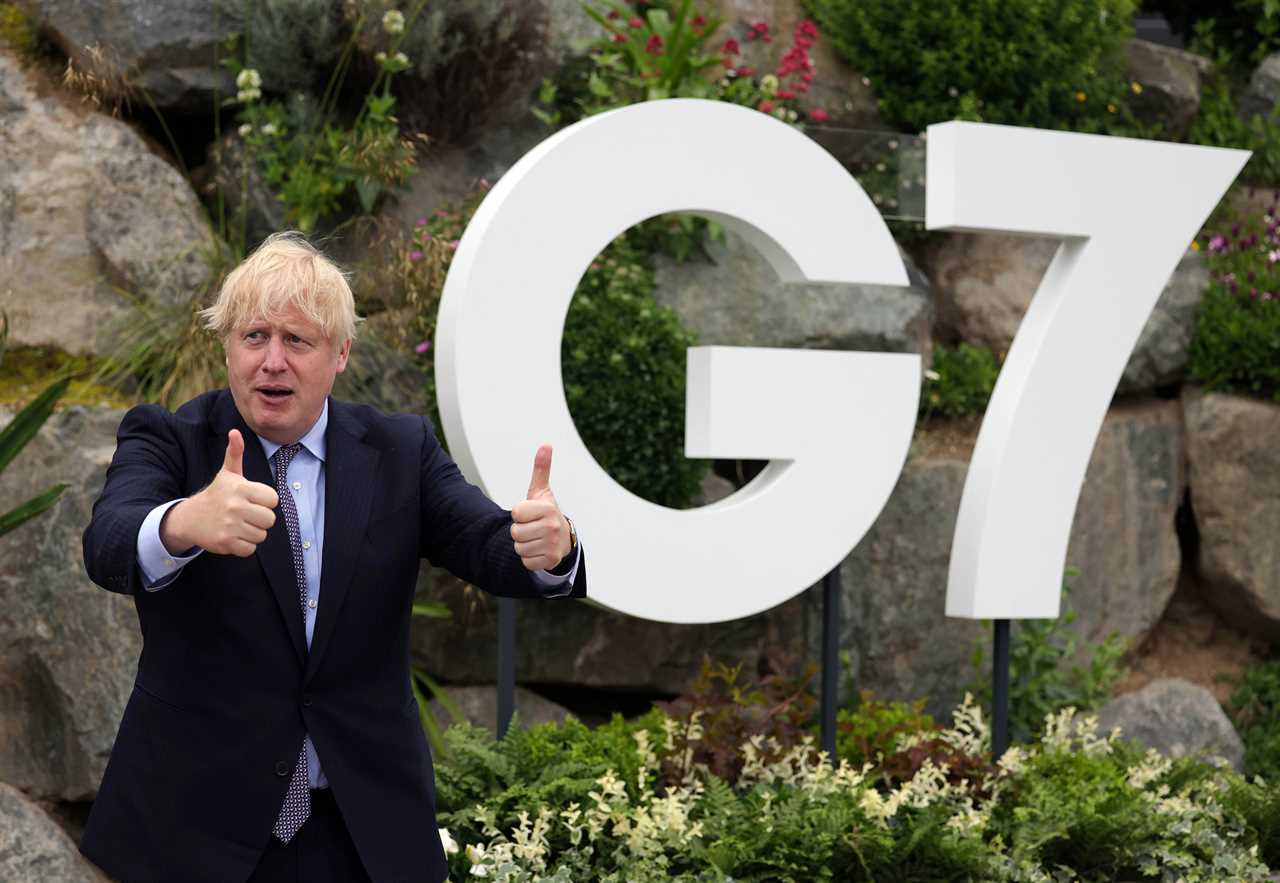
[0,52,213,357]
[926,233,1207,392]
[1124,39,1212,138]
[411,571,819,696]
[1097,677,1245,770]
[1184,390,1280,641]
[827,452,985,716]
[28,0,238,111]
[0,406,140,801]
[0,782,108,882]
[1241,51,1280,119]
[1064,399,1185,647]
[653,227,932,358]
[429,685,571,733]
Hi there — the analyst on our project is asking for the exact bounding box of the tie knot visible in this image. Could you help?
[272,443,302,474]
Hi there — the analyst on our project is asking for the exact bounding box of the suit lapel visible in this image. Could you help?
[210,392,309,665]
[305,400,379,684]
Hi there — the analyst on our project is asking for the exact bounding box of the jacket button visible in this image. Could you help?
[275,761,291,777]
[302,697,313,708]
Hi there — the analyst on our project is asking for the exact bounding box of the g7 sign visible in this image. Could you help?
[435,99,1248,626]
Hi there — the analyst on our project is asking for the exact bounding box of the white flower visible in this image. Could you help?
[375,51,387,63]
[260,122,278,136]
[237,123,252,137]
[393,51,409,67]
[382,9,406,34]
[438,827,458,856]
[924,369,941,381]
[760,74,779,95]
[466,843,489,875]
[237,88,261,103]
[1270,249,1280,264]
[236,68,261,90]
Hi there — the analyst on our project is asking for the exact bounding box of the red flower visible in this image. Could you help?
[758,100,775,113]
[802,73,813,82]
[607,9,619,18]
[808,108,829,122]
[796,19,819,40]
[752,21,769,34]
[721,37,740,55]
[628,16,643,28]
[645,33,664,54]
[612,32,626,42]
[691,14,706,27]
[795,82,809,93]
[777,89,795,99]
[736,65,754,76]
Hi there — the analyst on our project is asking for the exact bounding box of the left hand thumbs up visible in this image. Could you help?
[510,444,571,572]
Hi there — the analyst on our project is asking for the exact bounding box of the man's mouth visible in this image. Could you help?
[257,386,293,400]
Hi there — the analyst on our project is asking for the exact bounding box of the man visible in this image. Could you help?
[80,232,585,882]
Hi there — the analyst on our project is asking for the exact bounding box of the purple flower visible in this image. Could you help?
[1208,234,1227,255]
[448,240,458,251]
[415,216,428,227]
[409,250,424,262]
[414,340,431,354]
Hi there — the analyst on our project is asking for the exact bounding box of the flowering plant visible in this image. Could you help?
[533,0,828,128]
[434,697,1276,880]
[1190,192,1280,401]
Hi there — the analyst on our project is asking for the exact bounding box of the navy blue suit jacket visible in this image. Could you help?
[80,389,586,883]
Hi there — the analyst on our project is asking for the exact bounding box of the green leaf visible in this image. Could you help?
[0,483,68,538]
[0,377,70,475]
[411,600,452,619]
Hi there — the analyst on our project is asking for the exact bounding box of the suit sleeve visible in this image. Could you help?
[83,405,190,596]
[416,418,586,600]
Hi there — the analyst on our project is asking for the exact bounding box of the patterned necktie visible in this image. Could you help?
[270,443,310,843]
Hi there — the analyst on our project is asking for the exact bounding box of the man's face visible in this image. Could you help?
[225,303,350,445]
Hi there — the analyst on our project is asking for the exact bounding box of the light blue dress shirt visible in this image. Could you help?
[135,401,581,788]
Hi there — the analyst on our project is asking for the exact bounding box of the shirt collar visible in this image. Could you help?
[256,399,329,465]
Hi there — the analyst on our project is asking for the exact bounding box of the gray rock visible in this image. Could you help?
[829,452,986,716]
[1184,390,1280,641]
[0,782,108,882]
[29,0,239,110]
[1097,678,1245,770]
[1241,51,1280,119]
[428,685,571,733]
[410,571,819,696]
[653,228,932,357]
[1124,38,1212,138]
[0,406,140,801]
[0,51,213,357]
[927,233,1207,391]
[1118,253,1209,393]
[1064,399,1185,648]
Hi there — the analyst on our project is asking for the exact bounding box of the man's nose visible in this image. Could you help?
[261,337,288,371]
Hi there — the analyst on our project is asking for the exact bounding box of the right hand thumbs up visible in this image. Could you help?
[160,429,279,558]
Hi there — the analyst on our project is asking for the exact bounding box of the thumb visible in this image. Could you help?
[527,444,552,498]
[223,429,245,476]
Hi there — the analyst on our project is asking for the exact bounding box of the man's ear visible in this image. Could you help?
[335,338,352,373]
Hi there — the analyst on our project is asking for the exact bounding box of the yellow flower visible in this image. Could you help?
[1107,103,1116,113]
[1190,240,1201,251]
[1131,81,1143,94]
[1075,91,1087,102]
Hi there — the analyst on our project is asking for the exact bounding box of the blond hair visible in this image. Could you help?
[200,232,362,343]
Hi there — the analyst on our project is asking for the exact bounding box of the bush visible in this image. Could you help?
[918,342,1000,422]
[1229,659,1280,782]
[1184,41,1280,187]
[804,0,1142,135]
[433,697,1277,880]
[1154,0,1280,79]
[1188,196,1280,402]
[833,692,937,769]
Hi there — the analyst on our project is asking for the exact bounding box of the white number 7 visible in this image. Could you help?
[931,122,1249,619]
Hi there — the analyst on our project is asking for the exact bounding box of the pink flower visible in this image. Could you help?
[757,99,774,113]
[808,108,829,122]
[722,38,740,55]
[415,217,428,226]
[409,250,424,262]
[645,33,664,54]
[628,16,643,28]
[414,340,431,354]
[612,33,626,43]
[1208,234,1227,255]
[448,240,459,251]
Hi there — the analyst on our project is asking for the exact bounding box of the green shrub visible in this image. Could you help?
[918,342,1000,422]
[970,574,1128,745]
[433,697,1276,880]
[1160,1,1280,79]
[1185,56,1280,187]
[1188,197,1280,402]
[833,692,937,769]
[1229,659,1280,782]
[804,0,1142,135]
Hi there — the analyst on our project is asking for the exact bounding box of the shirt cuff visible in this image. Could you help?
[137,500,203,590]
[531,540,581,598]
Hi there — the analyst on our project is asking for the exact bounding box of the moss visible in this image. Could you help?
[0,346,135,410]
